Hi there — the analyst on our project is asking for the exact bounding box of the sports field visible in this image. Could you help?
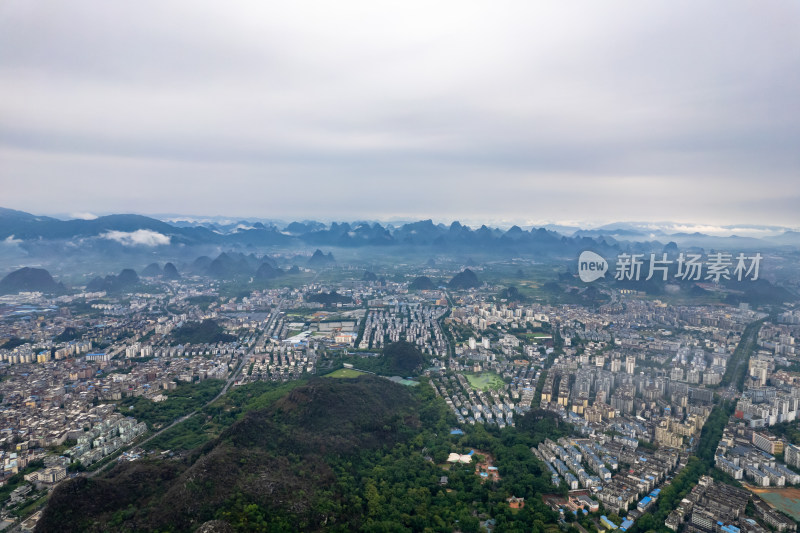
[748,486,800,519]
[324,368,367,378]
[465,372,505,390]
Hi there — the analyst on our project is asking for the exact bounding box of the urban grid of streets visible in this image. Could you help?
[0,268,799,532]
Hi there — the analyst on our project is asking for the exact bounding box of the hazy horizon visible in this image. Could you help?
[5,205,796,238]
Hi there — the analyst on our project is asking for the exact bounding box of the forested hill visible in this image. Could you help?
[0,267,62,295]
[36,376,567,532]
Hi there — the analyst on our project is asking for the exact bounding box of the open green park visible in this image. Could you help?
[324,368,368,378]
[465,372,505,390]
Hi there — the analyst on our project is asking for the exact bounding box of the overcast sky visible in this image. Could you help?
[1,1,799,227]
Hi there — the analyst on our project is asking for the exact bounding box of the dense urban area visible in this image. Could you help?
[0,246,799,533]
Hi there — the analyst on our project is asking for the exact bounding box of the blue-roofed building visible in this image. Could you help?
[637,496,653,512]
[620,519,634,531]
[600,515,619,530]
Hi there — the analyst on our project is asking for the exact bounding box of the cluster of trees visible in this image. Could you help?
[343,341,427,376]
[0,460,44,505]
[774,362,800,374]
[629,400,734,533]
[186,295,218,310]
[170,319,237,345]
[306,290,352,306]
[116,379,224,430]
[720,319,763,391]
[450,321,477,343]
[770,421,800,447]
[0,336,28,350]
[39,375,579,532]
[146,380,308,452]
[497,285,528,303]
[212,385,569,533]
[53,327,81,342]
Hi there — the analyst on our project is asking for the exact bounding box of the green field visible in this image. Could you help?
[465,372,505,390]
[324,368,367,378]
[521,332,551,340]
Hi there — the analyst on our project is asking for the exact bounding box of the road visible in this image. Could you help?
[219,297,285,395]
[89,298,286,477]
[6,296,293,531]
[720,319,764,402]
[13,292,301,529]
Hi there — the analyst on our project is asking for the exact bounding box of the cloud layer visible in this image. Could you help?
[1,1,798,225]
[70,212,98,220]
[101,230,171,247]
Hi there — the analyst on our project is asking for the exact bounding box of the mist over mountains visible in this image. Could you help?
[4,208,798,252]
[2,207,799,284]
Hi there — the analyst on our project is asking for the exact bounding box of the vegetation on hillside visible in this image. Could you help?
[409,276,436,290]
[449,269,480,290]
[186,295,217,311]
[38,376,570,532]
[498,285,527,302]
[1,336,29,350]
[170,319,237,345]
[147,380,308,452]
[343,341,427,376]
[305,291,352,306]
[86,269,140,293]
[116,379,225,430]
[54,327,82,343]
[0,267,61,294]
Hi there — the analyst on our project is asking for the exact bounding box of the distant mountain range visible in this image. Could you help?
[554,221,800,249]
[1,208,799,263]
[0,208,605,257]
